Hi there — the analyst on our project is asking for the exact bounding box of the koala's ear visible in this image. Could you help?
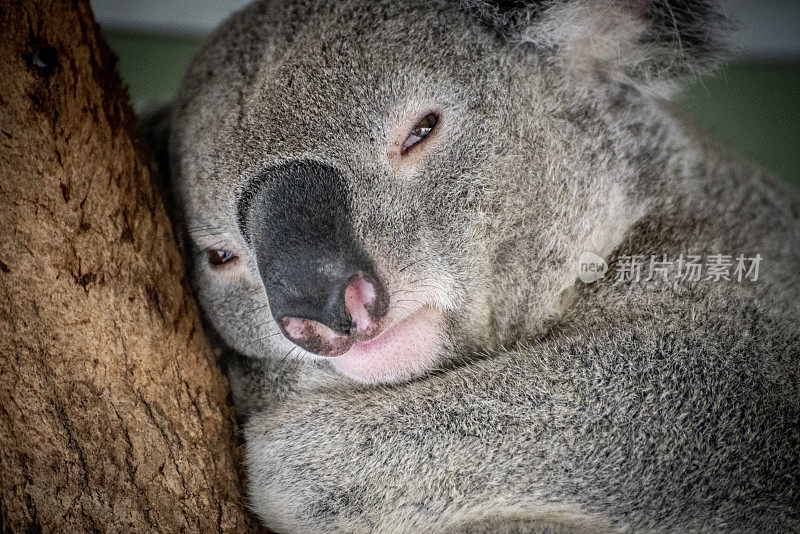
[137,103,172,181]
[136,103,190,254]
[463,0,726,95]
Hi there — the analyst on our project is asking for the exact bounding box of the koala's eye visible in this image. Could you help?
[401,113,438,154]
[208,249,238,268]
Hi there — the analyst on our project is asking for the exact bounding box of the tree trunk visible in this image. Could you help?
[0,1,262,531]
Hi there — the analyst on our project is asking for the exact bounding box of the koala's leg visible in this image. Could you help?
[242,328,799,533]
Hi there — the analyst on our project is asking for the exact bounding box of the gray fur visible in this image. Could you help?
[161,0,800,531]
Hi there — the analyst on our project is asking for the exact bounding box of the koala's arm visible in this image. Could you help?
[242,327,799,533]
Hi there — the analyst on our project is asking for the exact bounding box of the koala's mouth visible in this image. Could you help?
[269,270,445,383]
[329,306,444,383]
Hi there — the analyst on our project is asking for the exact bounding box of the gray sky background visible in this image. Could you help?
[91,0,800,59]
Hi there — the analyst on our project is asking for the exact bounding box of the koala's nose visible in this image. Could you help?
[238,159,389,356]
[276,271,387,356]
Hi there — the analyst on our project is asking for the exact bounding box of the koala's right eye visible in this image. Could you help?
[208,249,238,268]
[401,113,439,154]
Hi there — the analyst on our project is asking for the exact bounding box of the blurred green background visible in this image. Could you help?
[104,29,800,189]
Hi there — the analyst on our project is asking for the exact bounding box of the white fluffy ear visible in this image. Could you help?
[463,0,726,95]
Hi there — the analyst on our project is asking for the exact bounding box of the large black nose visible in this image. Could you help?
[238,160,388,355]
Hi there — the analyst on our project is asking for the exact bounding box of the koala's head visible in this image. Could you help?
[169,0,722,383]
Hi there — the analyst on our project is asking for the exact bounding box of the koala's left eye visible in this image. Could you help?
[402,113,438,154]
[208,249,238,268]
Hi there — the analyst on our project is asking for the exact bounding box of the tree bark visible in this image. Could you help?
[0,1,262,531]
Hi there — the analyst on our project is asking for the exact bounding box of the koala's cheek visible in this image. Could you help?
[330,306,444,383]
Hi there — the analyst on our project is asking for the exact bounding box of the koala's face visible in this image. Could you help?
[170,0,715,383]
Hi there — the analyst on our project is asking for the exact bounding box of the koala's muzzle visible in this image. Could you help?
[239,160,388,356]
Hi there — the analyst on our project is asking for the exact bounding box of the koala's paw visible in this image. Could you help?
[241,397,433,533]
[242,405,361,532]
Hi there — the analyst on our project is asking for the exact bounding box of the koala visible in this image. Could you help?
[154,0,800,531]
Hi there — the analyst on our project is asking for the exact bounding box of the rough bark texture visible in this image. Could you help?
[0,1,262,531]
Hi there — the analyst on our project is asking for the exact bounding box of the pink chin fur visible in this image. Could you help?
[330,306,444,383]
